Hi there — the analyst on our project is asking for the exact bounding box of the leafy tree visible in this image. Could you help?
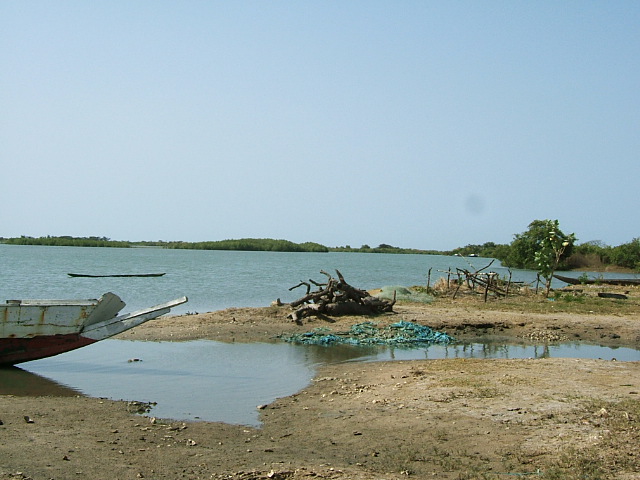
[505,220,547,269]
[533,220,576,296]
[609,238,640,270]
[569,240,611,269]
[504,220,574,270]
[490,243,511,262]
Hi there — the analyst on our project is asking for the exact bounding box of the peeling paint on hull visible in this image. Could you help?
[0,293,187,366]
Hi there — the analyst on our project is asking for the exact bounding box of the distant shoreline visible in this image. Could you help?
[2,236,638,273]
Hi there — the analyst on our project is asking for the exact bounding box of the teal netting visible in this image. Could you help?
[279,321,455,347]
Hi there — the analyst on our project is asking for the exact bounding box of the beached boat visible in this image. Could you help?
[68,273,166,278]
[553,274,640,286]
[0,293,187,366]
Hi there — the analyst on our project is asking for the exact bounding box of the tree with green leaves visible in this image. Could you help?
[504,219,575,271]
[609,238,640,270]
[533,220,576,296]
[505,220,549,269]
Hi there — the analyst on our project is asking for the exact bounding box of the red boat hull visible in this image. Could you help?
[0,334,97,366]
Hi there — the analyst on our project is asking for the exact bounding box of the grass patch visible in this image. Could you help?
[363,396,639,480]
[428,287,640,316]
[536,398,640,479]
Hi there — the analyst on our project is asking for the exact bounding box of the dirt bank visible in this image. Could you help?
[1,290,639,480]
[123,290,640,348]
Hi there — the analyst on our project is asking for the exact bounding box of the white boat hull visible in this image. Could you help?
[0,293,187,365]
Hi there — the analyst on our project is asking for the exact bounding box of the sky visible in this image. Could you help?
[2,1,639,251]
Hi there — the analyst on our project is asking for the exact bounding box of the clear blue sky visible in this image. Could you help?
[2,1,638,250]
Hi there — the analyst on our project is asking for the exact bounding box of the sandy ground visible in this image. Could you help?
[1,289,639,480]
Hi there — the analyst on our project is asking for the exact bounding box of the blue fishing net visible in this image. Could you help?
[279,321,455,347]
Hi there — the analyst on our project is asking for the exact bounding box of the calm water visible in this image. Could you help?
[1,244,517,315]
[2,243,628,315]
[2,244,638,426]
[4,339,638,426]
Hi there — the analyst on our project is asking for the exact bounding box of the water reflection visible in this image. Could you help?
[0,366,82,397]
[355,341,639,362]
[3,339,638,426]
[302,343,382,364]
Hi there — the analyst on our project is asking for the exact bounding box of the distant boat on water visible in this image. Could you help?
[553,274,640,286]
[68,273,166,278]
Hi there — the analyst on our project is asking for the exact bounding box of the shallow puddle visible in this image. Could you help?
[2,340,638,426]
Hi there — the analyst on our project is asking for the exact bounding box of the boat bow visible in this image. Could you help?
[81,296,188,340]
[1,293,188,366]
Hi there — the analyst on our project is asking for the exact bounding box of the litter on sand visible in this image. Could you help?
[279,320,455,347]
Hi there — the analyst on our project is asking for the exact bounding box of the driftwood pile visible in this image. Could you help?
[284,270,395,323]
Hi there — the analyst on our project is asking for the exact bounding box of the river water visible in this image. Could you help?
[1,244,638,425]
[5,243,635,315]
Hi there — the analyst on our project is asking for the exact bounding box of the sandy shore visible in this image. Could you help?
[1,289,639,480]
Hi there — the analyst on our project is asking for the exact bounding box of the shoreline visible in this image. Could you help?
[2,293,639,480]
[122,297,640,349]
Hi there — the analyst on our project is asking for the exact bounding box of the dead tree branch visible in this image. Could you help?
[285,270,395,323]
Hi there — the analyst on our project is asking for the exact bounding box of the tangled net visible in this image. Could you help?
[279,321,455,347]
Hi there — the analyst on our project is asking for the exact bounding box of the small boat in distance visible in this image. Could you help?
[0,293,187,365]
[68,273,166,278]
[553,274,640,286]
